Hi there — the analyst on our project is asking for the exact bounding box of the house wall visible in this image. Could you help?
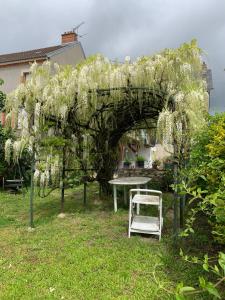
[120,143,172,169]
[0,62,31,93]
[50,43,85,66]
[0,43,85,94]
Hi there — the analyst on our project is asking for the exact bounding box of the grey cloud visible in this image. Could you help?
[0,0,224,112]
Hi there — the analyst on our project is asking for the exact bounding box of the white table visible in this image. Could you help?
[108,177,151,213]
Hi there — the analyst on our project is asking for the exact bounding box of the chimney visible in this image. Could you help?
[61,31,77,44]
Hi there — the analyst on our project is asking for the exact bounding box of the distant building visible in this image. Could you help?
[0,31,85,94]
[202,62,213,110]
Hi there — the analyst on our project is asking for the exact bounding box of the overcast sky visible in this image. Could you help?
[0,0,224,113]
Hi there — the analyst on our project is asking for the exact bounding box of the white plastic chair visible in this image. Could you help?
[128,189,163,241]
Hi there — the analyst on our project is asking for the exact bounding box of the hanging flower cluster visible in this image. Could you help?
[4,39,208,182]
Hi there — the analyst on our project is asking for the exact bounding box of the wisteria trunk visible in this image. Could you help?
[94,136,119,195]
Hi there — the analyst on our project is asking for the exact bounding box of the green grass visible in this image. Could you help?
[0,184,207,299]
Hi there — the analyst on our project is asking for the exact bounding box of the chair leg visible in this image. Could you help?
[113,185,117,212]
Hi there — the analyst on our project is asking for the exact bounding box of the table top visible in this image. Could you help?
[108,176,151,185]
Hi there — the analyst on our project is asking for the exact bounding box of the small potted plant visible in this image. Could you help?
[136,155,145,168]
[152,159,161,170]
[123,158,131,169]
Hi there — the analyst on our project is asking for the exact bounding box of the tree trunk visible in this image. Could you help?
[93,130,119,195]
[97,160,116,195]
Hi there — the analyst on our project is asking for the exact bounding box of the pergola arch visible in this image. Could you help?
[67,85,175,192]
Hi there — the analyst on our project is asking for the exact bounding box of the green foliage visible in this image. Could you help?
[162,169,174,192]
[174,113,225,299]
[175,251,225,299]
[0,78,5,111]
[136,155,145,162]
[0,125,10,176]
[0,81,31,183]
[0,83,14,177]
[124,157,131,163]
[178,113,225,244]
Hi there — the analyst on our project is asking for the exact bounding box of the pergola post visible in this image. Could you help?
[60,146,66,213]
[29,153,35,228]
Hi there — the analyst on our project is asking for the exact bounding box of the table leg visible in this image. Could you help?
[145,183,148,194]
[113,185,117,212]
[136,184,140,215]
[123,186,127,205]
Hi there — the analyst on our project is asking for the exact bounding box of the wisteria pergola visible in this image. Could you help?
[5,40,208,228]
[70,84,174,190]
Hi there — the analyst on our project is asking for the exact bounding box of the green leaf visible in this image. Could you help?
[218,252,225,272]
[192,256,199,263]
[213,265,220,275]
[203,263,209,271]
[199,276,206,288]
[205,282,221,299]
[200,175,207,181]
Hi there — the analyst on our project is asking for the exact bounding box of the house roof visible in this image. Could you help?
[0,44,66,65]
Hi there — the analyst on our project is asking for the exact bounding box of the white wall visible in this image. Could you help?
[50,44,85,66]
[0,43,85,94]
[0,63,30,93]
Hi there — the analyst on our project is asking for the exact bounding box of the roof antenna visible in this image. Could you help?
[73,22,87,38]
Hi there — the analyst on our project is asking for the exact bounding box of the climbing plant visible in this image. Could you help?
[4,40,208,195]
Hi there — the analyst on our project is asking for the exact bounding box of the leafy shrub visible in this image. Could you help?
[179,113,225,245]
[174,113,225,299]
[0,81,31,185]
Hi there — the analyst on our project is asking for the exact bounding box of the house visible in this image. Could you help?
[0,31,85,94]
[202,62,213,110]
[119,129,171,170]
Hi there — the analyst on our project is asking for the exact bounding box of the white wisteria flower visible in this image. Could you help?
[125,56,131,63]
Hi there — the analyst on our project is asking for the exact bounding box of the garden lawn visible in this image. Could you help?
[0,184,206,300]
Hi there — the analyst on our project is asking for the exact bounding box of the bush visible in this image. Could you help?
[175,113,225,299]
[0,81,31,185]
[178,113,225,245]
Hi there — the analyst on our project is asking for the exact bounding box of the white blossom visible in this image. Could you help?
[125,56,131,63]
[5,139,12,163]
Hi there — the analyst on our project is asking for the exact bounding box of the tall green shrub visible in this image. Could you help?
[175,113,225,299]
[179,113,225,244]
